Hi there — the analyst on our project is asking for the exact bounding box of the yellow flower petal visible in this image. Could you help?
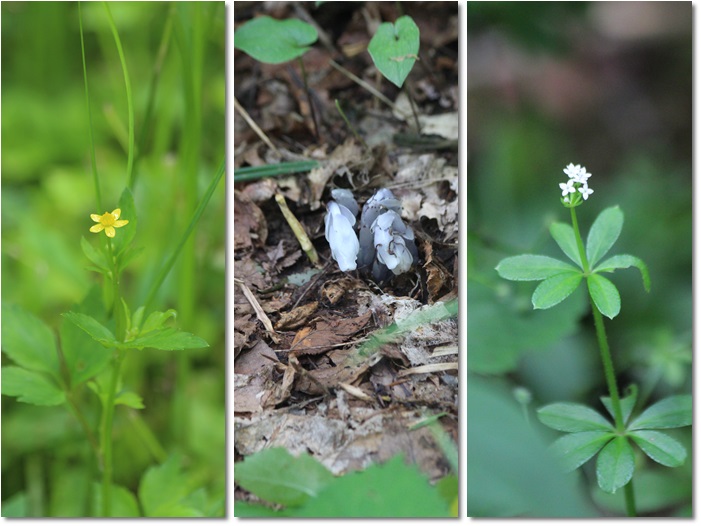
[90,214,102,222]
[113,220,129,228]
[90,224,105,233]
[105,226,116,238]
[111,209,122,220]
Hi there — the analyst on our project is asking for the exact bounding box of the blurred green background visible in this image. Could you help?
[2,1,225,516]
[467,2,691,517]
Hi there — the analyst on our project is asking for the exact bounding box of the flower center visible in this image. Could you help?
[100,212,116,226]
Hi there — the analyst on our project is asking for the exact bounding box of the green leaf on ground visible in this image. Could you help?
[368,15,420,88]
[550,431,614,472]
[629,430,686,467]
[532,271,582,309]
[586,206,623,267]
[587,274,621,319]
[628,395,692,430]
[594,254,650,292]
[1,366,65,406]
[496,255,578,281]
[596,436,635,494]
[234,16,318,64]
[234,448,334,508]
[295,455,449,517]
[537,402,614,432]
[549,222,582,268]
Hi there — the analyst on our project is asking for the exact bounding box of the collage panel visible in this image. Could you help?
[467,1,692,518]
[233,1,459,518]
[2,1,225,518]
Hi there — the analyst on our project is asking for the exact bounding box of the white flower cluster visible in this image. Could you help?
[559,163,593,205]
[325,188,417,281]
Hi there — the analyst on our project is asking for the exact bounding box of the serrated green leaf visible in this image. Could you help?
[139,456,195,517]
[550,431,614,472]
[549,222,582,268]
[115,390,145,409]
[629,430,686,467]
[1,366,65,406]
[532,272,583,310]
[601,385,637,425]
[537,403,614,432]
[80,236,110,271]
[127,328,208,351]
[62,312,119,348]
[496,255,579,281]
[294,455,449,517]
[60,315,113,388]
[594,254,650,292]
[628,395,692,430]
[596,436,635,494]
[586,206,623,266]
[1,303,61,380]
[234,16,318,64]
[234,448,334,507]
[368,15,420,88]
[587,274,620,319]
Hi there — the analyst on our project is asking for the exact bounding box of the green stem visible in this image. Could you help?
[570,205,634,516]
[66,393,101,459]
[103,2,135,190]
[142,159,224,315]
[78,2,102,212]
[100,349,125,517]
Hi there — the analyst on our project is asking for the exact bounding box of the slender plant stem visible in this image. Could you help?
[66,393,101,459]
[298,56,320,139]
[335,99,369,150]
[403,82,422,133]
[142,159,225,315]
[103,2,135,189]
[570,205,634,516]
[79,2,102,212]
[100,349,125,517]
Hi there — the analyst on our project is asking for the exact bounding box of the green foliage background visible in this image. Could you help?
[2,2,225,517]
[467,2,691,517]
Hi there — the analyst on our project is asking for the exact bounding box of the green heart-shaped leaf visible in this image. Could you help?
[368,16,420,88]
[234,16,318,64]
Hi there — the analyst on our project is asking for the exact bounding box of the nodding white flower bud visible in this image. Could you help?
[358,188,402,269]
[372,210,415,275]
[330,188,359,217]
[324,201,360,271]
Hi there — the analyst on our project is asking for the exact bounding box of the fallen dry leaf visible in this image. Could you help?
[234,190,268,249]
[275,301,319,330]
[290,311,372,355]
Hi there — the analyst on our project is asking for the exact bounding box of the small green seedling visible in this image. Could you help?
[495,164,691,517]
[234,15,318,64]
[368,15,420,88]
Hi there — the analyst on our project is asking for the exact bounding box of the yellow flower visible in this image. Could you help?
[90,208,129,238]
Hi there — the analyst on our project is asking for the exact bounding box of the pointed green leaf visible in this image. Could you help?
[532,272,582,310]
[80,236,110,271]
[586,206,623,266]
[601,385,637,425]
[629,430,686,467]
[140,309,177,334]
[496,255,579,281]
[537,403,614,432]
[368,15,420,88]
[62,312,119,348]
[234,447,334,507]
[587,274,620,319]
[1,366,65,406]
[549,222,582,268]
[127,328,208,351]
[234,16,318,64]
[594,254,650,292]
[596,436,635,494]
[628,395,692,430]
[550,431,614,472]
[1,303,61,380]
[60,316,113,388]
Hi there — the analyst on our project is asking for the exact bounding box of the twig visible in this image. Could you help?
[234,277,280,344]
[297,57,320,140]
[233,96,280,154]
[335,99,369,150]
[397,362,458,377]
[275,193,320,266]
